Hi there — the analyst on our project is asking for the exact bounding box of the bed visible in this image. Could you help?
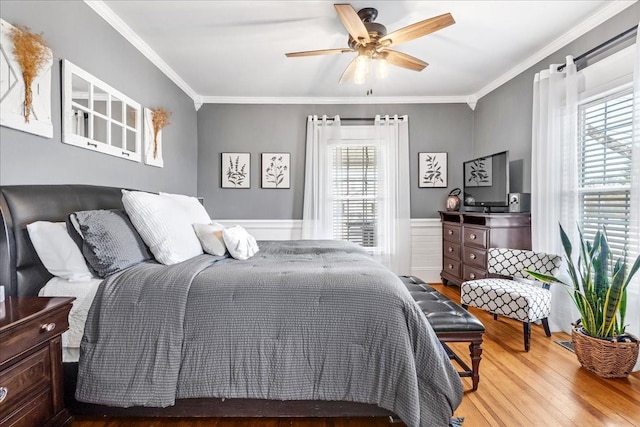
[0,184,463,426]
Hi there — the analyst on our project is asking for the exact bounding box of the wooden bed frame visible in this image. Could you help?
[0,184,394,420]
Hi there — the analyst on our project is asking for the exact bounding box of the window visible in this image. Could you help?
[578,88,633,260]
[332,145,378,248]
[62,60,142,162]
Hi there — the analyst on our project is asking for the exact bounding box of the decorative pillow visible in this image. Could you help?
[223,225,259,260]
[121,190,203,265]
[159,192,211,224]
[193,222,227,256]
[74,209,153,277]
[26,221,93,281]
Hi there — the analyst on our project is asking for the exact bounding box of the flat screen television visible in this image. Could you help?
[463,150,509,211]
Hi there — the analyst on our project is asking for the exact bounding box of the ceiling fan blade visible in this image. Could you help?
[339,56,359,84]
[334,4,370,45]
[285,48,352,57]
[379,13,454,47]
[383,50,428,72]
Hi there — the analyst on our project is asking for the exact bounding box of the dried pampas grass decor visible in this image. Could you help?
[9,25,51,123]
[151,107,171,159]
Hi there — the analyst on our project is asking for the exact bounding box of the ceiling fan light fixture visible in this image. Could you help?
[354,54,370,85]
[376,53,389,80]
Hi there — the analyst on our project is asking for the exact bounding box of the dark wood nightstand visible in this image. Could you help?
[0,296,74,427]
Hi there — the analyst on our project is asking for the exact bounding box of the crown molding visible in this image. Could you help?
[84,0,201,108]
[199,95,470,105]
[472,0,637,101]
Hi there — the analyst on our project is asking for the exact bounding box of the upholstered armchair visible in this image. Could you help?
[460,248,562,351]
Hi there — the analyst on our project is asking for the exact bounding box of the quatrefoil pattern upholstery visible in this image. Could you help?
[460,248,562,350]
[461,278,551,322]
[486,248,562,279]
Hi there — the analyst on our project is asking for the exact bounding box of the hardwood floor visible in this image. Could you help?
[69,283,640,427]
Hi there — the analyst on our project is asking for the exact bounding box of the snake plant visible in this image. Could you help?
[526,224,640,339]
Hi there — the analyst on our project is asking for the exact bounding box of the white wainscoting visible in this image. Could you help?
[217,218,443,283]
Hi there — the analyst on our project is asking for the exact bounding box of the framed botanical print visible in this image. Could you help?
[261,153,290,189]
[221,152,250,188]
[419,152,447,188]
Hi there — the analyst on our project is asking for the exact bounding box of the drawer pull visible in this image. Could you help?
[448,264,454,269]
[448,229,454,235]
[448,247,454,252]
[0,387,7,403]
[470,233,477,240]
[470,253,477,260]
[41,323,56,332]
[469,273,476,279]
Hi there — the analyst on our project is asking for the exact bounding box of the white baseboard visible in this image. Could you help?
[218,218,442,283]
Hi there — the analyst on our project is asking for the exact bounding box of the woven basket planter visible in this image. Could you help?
[571,326,639,378]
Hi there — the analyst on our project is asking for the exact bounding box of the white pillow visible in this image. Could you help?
[223,225,259,260]
[26,221,93,281]
[193,222,227,256]
[159,192,211,224]
[122,190,203,265]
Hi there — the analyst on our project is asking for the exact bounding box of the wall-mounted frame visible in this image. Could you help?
[419,152,447,188]
[143,107,163,168]
[0,19,53,138]
[221,152,250,188]
[261,153,290,189]
[61,60,142,162]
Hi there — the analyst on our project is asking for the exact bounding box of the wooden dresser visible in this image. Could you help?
[439,211,531,286]
[0,296,74,427]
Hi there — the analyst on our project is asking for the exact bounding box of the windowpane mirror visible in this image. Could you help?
[62,60,142,162]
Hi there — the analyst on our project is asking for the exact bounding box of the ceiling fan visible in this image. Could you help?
[285,4,455,85]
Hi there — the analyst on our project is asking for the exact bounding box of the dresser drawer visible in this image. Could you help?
[0,347,51,419]
[443,242,461,260]
[0,308,69,365]
[464,247,486,268]
[443,257,461,278]
[463,265,488,282]
[443,224,461,243]
[464,227,488,249]
[1,387,53,427]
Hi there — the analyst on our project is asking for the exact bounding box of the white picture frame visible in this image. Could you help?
[261,153,290,189]
[0,19,53,138]
[143,108,164,167]
[419,152,447,188]
[222,152,250,188]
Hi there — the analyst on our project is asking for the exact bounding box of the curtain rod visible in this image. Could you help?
[557,25,637,71]
[325,117,407,122]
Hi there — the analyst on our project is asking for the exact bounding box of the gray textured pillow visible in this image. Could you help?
[74,209,152,277]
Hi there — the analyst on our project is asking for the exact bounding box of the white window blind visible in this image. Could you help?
[332,145,378,248]
[578,88,633,260]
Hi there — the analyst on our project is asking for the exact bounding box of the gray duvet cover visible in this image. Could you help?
[77,240,463,426]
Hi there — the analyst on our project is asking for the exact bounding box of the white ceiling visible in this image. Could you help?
[95,0,635,104]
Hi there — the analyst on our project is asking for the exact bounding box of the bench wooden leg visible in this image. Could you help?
[469,339,483,391]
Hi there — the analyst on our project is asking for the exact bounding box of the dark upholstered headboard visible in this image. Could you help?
[0,185,125,296]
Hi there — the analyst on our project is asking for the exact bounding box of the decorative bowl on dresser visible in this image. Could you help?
[0,296,74,427]
[439,211,531,286]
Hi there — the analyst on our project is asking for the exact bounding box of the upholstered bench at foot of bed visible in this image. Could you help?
[399,276,485,391]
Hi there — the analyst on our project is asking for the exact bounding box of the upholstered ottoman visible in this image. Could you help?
[399,276,485,391]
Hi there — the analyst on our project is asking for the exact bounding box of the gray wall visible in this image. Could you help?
[0,1,199,195]
[197,103,473,219]
[473,2,640,193]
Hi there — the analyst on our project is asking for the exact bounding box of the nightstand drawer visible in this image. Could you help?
[2,387,53,427]
[0,346,51,419]
[0,309,69,365]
